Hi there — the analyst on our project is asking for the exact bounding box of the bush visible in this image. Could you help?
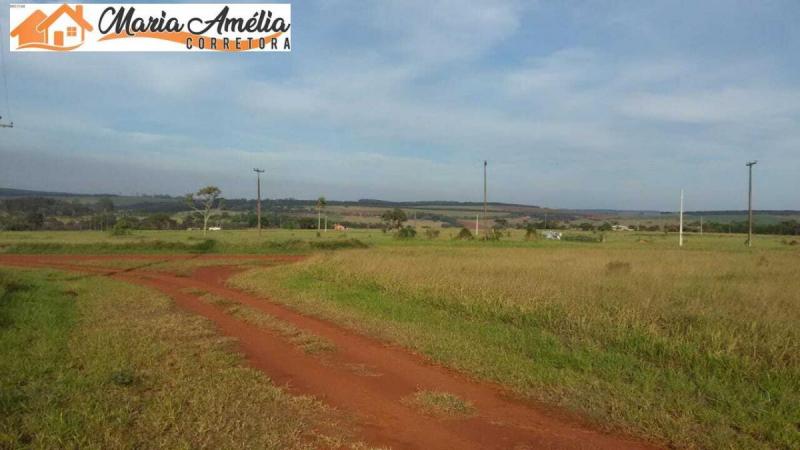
[110,218,133,236]
[454,228,474,240]
[525,226,538,241]
[395,226,417,239]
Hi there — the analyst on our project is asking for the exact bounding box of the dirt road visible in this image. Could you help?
[0,254,660,450]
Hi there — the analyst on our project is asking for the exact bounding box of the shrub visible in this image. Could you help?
[525,226,538,241]
[454,228,474,240]
[110,218,133,236]
[395,226,417,239]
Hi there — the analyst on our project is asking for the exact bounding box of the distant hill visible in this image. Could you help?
[1,187,798,217]
[0,187,117,198]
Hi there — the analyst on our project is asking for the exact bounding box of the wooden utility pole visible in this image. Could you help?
[679,189,684,247]
[746,161,757,247]
[483,160,488,236]
[253,168,265,235]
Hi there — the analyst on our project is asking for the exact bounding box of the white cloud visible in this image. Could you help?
[618,88,800,123]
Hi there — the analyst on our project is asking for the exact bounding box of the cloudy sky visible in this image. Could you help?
[1,0,799,210]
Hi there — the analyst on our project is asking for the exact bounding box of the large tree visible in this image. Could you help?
[381,208,407,230]
[185,186,223,236]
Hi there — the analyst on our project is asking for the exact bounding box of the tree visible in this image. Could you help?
[316,196,327,232]
[381,208,407,230]
[185,186,223,236]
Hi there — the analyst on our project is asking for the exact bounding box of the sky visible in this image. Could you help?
[1,0,799,210]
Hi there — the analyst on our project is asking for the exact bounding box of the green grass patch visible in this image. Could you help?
[0,268,359,449]
[0,236,370,255]
[2,239,218,254]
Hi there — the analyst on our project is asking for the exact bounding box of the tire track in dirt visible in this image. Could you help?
[0,254,661,450]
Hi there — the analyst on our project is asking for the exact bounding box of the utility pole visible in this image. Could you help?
[253,168,265,235]
[483,160,488,236]
[700,216,703,235]
[475,214,479,235]
[746,161,757,247]
[679,189,684,247]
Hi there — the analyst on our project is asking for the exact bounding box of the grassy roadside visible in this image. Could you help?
[229,248,800,449]
[0,268,361,449]
[0,237,369,255]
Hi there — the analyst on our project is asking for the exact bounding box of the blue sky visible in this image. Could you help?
[1,0,799,210]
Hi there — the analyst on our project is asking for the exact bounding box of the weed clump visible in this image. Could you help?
[402,390,475,419]
[110,369,135,386]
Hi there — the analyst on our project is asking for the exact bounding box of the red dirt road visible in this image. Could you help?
[0,254,660,450]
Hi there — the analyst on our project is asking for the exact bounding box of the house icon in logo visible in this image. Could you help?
[10,4,93,50]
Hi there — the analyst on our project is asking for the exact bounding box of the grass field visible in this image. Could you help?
[0,268,363,449]
[0,227,796,253]
[1,229,799,448]
[226,235,800,449]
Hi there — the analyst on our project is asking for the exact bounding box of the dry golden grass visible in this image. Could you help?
[198,290,336,354]
[401,390,476,419]
[314,247,800,367]
[231,244,800,449]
